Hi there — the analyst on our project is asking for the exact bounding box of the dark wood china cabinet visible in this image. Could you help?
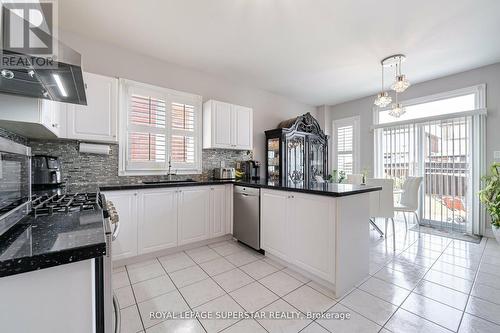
[265,113,328,186]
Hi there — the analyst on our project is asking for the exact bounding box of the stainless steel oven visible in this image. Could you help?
[103,198,121,333]
[0,137,31,237]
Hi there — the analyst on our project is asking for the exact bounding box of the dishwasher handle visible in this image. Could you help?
[234,186,260,196]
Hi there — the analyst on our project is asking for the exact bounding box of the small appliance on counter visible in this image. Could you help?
[213,167,236,180]
[32,155,63,189]
[241,160,261,181]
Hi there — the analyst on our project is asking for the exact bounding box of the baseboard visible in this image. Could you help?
[113,234,233,267]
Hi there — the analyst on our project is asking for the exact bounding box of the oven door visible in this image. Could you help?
[0,137,31,237]
[99,213,120,333]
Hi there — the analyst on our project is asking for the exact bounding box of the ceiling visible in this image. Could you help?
[59,0,500,106]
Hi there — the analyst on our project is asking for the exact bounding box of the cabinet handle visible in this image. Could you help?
[133,193,137,196]
[52,123,59,128]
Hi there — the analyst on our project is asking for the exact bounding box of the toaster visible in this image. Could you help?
[213,167,236,180]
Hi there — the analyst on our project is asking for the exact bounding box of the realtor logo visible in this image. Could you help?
[1,0,58,59]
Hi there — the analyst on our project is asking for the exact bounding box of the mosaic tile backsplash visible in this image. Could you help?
[0,128,252,188]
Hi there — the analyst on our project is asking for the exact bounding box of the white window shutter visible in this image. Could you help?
[337,125,354,174]
[119,78,203,175]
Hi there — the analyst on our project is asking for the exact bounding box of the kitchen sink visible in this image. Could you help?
[142,179,197,185]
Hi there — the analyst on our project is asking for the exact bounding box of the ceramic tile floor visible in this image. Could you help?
[113,219,500,333]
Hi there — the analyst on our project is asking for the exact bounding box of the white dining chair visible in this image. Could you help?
[394,177,423,233]
[367,178,396,250]
[346,173,364,185]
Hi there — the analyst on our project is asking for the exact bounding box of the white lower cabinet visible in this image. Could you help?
[138,188,178,254]
[103,190,138,261]
[210,185,227,238]
[104,185,230,261]
[260,189,335,282]
[178,187,211,245]
[260,190,290,261]
[289,193,335,281]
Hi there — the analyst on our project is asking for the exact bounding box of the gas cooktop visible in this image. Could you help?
[31,192,101,217]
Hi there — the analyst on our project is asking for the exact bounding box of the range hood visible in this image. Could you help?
[0,39,87,105]
[1,1,87,106]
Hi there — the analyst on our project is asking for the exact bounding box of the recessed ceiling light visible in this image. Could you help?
[1,69,14,79]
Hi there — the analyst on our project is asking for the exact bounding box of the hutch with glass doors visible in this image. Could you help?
[265,113,328,186]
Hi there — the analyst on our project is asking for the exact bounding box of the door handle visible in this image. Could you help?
[113,293,121,333]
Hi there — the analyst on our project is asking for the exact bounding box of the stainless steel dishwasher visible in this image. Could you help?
[233,185,261,251]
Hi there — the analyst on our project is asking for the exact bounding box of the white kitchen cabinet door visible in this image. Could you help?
[213,101,233,148]
[209,185,226,238]
[203,99,253,150]
[103,191,138,260]
[289,193,335,281]
[66,72,118,142]
[178,187,210,245]
[40,99,66,138]
[138,188,178,254]
[260,189,290,261]
[233,105,253,150]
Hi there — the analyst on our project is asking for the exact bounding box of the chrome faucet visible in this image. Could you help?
[167,155,175,181]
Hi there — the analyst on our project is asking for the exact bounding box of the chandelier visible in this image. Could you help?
[374,54,410,118]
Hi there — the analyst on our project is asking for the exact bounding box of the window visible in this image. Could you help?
[119,79,202,175]
[375,85,484,126]
[332,116,360,175]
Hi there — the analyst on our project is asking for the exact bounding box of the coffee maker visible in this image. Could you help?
[242,160,261,181]
[32,155,63,188]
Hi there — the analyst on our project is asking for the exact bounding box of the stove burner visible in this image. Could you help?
[31,193,100,217]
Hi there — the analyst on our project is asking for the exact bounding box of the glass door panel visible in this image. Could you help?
[286,135,305,186]
[423,117,470,233]
[267,138,280,183]
[309,138,326,182]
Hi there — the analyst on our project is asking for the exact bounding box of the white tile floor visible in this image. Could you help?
[113,220,500,332]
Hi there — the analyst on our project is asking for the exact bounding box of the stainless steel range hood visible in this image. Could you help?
[0,38,87,105]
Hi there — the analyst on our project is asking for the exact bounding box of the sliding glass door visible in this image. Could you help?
[422,118,470,233]
[374,85,486,236]
[378,117,473,233]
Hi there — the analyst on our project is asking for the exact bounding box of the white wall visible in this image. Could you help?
[319,62,500,235]
[59,31,315,178]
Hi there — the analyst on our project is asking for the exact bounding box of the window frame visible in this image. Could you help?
[372,84,486,127]
[118,79,203,176]
[332,115,360,175]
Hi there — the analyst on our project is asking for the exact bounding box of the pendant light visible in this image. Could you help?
[375,54,410,118]
[374,65,392,107]
[391,57,410,93]
[389,92,406,118]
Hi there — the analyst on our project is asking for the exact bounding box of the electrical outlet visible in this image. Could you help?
[494,151,500,160]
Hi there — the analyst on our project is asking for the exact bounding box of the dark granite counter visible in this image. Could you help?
[99,179,381,197]
[0,207,106,278]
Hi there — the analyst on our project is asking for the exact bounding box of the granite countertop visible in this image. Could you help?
[0,207,106,278]
[98,179,381,197]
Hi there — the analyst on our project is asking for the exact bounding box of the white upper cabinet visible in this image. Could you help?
[66,72,118,142]
[0,94,65,139]
[40,99,66,138]
[233,104,253,150]
[203,99,253,150]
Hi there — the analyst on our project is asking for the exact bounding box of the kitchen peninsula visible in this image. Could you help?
[100,180,381,297]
